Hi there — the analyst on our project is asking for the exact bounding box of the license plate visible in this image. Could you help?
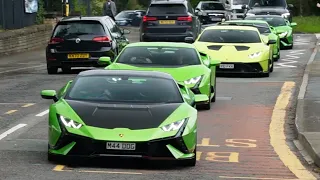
[67,53,89,59]
[211,18,221,21]
[106,142,136,150]
[220,64,234,69]
[159,20,175,24]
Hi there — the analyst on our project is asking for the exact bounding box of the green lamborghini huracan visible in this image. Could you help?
[98,42,221,110]
[41,70,209,166]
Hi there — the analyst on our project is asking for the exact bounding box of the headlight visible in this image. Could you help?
[246,13,255,16]
[278,31,288,38]
[281,13,290,18]
[60,115,82,129]
[184,76,202,85]
[248,52,261,58]
[161,118,187,132]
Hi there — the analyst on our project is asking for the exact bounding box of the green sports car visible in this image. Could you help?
[41,70,208,166]
[245,15,297,49]
[193,25,276,77]
[219,20,281,61]
[98,42,221,110]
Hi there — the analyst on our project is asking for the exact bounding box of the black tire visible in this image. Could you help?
[47,67,58,74]
[288,44,293,49]
[182,148,197,167]
[270,60,274,73]
[211,76,217,102]
[61,67,71,74]
[202,101,211,110]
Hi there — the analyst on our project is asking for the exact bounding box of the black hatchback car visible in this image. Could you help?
[140,0,201,42]
[46,16,130,74]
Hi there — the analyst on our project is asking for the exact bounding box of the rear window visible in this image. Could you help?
[53,21,105,38]
[222,22,271,33]
[201,3,225,10]
[198,29,261,43]
[116,46,201,66]
[148,4,187,15]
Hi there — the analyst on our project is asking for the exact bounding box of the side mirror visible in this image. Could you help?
[41,90,58,102]
[185,37,195,43]
[121,29,130,34]
[241,5,248,9]
[267,39,276,45]
[288,4,294,8]
[290,22,297,26]
[98,56,112,65]
[210,59,221,66]
[195,94,209,104]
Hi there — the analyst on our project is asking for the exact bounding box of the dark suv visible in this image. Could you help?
[46,16,130,74]
[140,0,201,42]
[242,0,294,22]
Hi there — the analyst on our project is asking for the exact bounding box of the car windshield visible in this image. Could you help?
[222,22,271,33]
[53,20,105,38]
[115,11,138,19]
[116,46,201,66]
[66,75,183,104]
[249,0,286,7]
[233,0,250,5]
[148,4,187,14]
[245,16,287,26]
[198,29,261,43]
[201,3,225,10]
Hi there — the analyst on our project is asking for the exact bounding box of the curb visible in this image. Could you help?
[294,34,320,166]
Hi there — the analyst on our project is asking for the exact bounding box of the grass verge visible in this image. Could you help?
[292,16,320,33]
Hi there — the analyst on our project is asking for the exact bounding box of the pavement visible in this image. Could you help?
[0,29,319,179]
[295,34,320,168]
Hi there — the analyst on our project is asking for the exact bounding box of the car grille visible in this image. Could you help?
[217,62,263,73]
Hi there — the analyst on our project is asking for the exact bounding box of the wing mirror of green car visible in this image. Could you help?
[185,37,195,44]
[41,90,58,102]
[98,56,112,65]
[267,39,277,45]
[290,22,297,26]
[195,94,209,104]
[210,59,221,66]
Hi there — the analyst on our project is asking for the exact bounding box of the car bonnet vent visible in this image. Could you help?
[235,46,250,51]
[207,45,222,50]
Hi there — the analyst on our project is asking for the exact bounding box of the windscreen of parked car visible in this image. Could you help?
[147,4,187,14]
[245,16,287,27]
[116,47,201,66]
[249,0,286,7]
[233,0,250,5]
[201,2,225,10]
[53,20,105,38]
[66,76,183,104]
[198,29,261,43]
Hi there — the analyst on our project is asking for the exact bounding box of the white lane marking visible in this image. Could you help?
[0,124,27,140]
[0,65,45,74]
[275,50,305,68]
[35,109,49,117]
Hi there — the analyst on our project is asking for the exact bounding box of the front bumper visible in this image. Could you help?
[279,36,293,48]
[216,61,268,74]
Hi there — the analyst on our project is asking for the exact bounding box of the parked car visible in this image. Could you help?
[140,0,201,42]
[242,0,294,22]
[46,16,130,74]
[115,10,146,26]
[195,1,232,24]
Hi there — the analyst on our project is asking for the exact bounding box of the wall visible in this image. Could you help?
[0,22,55,56]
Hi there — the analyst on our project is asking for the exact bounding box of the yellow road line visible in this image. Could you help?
[52,165,66,171]
[270,81,316,180]
[78,170,142,175]
[21,103,34,108]
[4,110,17,114]
[219,176,298,180]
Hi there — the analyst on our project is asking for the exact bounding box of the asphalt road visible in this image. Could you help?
[0,32,318,180]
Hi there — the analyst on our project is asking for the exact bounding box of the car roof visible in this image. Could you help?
[125,42,196,48]
[204,25,260,31]
[60,16,110,22]
[150,0,187,4]
[200,1,224,3]
[78,70,175,80]
[225,20,269,24]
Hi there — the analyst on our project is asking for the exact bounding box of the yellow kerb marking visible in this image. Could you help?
[220,176,299,180]
[22,103,34,107]
[53,165,65,171]
[270,81,316,180]
[4,110,17,114]
[197,138,220,147]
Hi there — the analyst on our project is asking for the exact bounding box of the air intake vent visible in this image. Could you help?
[207,45,222,50]
[235,46,250,51]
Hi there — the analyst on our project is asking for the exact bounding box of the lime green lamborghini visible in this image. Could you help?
[193,25,276,77]
[219,20,281,61]
[41,70,208,166]
[98,42,220,110]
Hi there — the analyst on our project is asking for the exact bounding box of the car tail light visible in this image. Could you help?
[143,16,157,22]
[177,16,192,22]
[92,36,111,42]
[49,37,64,44]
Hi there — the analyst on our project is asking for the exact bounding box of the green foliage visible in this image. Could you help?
[36,0,45,24]
[71,0,87,15]
[127,0,143,10]
[91,0,105,15]
[293,16,320,33]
